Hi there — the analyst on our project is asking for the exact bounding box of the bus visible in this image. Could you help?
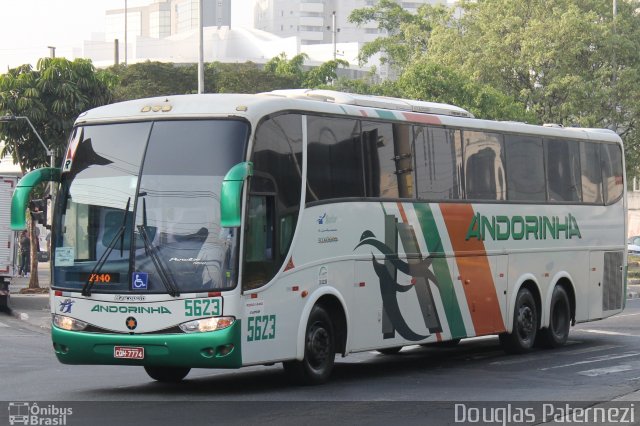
[11,89,626,384]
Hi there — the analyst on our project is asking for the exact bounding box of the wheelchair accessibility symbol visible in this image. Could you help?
[132,272,149,290]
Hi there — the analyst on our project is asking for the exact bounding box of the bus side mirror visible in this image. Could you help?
[220,162,253,228]
[11,167,61,231]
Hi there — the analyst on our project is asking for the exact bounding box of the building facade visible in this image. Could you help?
[253,0,447,46]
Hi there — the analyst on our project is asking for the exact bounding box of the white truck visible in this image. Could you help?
[0,174,19,286]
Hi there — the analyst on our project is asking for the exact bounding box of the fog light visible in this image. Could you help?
[216,344,234,357]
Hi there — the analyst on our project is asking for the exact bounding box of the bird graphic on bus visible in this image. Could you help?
[354,215,442,341]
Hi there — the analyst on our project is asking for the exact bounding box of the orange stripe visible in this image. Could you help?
[402,112,442,125]
[439,203,504,335]
[396,202,408,224]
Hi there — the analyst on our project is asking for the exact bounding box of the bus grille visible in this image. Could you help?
[603,251,623,311]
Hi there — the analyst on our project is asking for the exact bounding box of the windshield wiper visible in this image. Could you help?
[137,223,180,297]
[82,197,130,297]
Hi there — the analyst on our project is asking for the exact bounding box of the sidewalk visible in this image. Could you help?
[3,261,51,329]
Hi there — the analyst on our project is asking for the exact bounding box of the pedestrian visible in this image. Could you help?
[19,231,30,277]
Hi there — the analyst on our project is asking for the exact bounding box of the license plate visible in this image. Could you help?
[114,346,144,359]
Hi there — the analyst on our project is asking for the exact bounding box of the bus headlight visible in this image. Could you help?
[53,314,88,331]
[179,316,235,333]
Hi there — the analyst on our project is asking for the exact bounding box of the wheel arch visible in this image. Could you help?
[295,288,350,360]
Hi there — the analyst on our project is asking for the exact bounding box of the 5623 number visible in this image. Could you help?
[247,315,276,341]
[184,299,220,317]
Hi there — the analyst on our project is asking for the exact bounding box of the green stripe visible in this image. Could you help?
[374,109,398,120]
[413,203,467,338]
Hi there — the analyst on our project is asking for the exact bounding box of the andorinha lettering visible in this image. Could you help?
[465,213,582,241]
[91,305,171,314]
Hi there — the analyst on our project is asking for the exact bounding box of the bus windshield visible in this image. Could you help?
[53,119,249,294]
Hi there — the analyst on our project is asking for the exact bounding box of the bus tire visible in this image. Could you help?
[144,366,190,383]
[499,287,537,354]
[537,286,571,348]
[283,305,335,385]
[377,346,403,355]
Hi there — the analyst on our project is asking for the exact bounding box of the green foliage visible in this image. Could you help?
[108,61,197,101]
[349,0,452,72]
[0,58,114,172]
[304,59,350,88]
[264,53,308,86]
[397,60,535,122]
[209,62,299,93]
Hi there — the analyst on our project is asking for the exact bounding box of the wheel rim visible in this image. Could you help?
[306,322,330,370]
[516,304,535,342]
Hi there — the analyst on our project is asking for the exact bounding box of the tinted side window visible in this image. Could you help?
[414,126,460,200]
[244,114,303,289]
[602,143,624,204]
[362,121,413,198]
[545,139,581,202]
[306,116,364,201]
[580,142,603,204]
[505,135,545,201]
[463,131,506,200]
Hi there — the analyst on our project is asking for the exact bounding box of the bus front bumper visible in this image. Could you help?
[51,320,242,368]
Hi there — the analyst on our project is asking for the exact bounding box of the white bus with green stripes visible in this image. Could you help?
[11,89,627,384]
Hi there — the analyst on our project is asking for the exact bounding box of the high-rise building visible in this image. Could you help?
[253,0,447,46]
[104,0,231,43]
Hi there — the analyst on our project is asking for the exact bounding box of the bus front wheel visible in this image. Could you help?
[283,305,335,385]
[499,287,538,354]
[144,366,190,383]
[537,285,571,348]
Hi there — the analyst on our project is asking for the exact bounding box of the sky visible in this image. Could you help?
[0,0,251,72]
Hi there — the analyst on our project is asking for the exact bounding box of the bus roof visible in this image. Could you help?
[75,90,622,145]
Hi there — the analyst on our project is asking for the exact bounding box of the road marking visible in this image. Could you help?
[540,352,640,371]
[578,364,634,377]
[561,344,623,356]
[575,329,640,338]
[0,321,9,328]
[490,345,622,366]
[611,312,640,318]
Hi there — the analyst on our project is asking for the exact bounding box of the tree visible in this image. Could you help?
[209,62,300,93]
[0,58,114,172]
[264,53,308,86]
[0,57,114,288]
[397,59,535,122]
[349,0,453,73]
[427,0,640,174]
[304,59,350,87]
[109,61,197,101]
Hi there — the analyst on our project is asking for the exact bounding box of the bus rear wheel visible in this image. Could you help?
[144,366,190,383]
[537,286,571,348]
[283,305,335,385]
[499,287,538,354]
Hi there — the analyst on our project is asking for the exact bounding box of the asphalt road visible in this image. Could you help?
[2,300,640,425]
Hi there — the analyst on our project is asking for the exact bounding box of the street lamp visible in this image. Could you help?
[0,115,55,169]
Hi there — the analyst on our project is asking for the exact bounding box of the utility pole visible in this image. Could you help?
[114,39,120,65]
[332,11,337,61]
[198,0,205,94]
[47,46,56,58]
[124,0,128,65]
